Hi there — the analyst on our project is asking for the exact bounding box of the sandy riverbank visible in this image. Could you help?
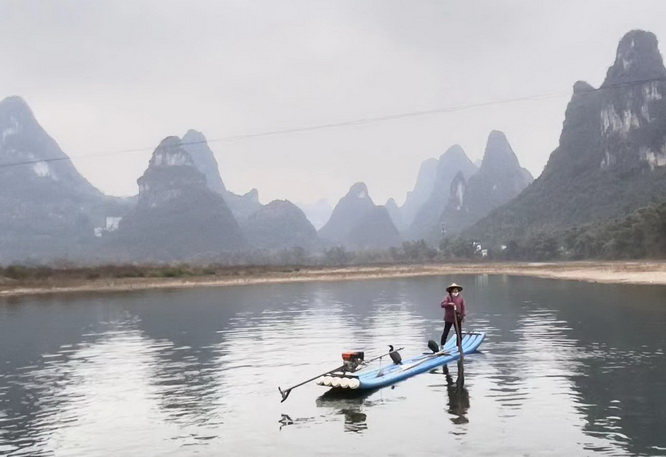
[1,261,665,298]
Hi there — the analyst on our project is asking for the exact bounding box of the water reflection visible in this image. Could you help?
[341,409,368,433]
[277,413,317,431]
[315,389,376,433]
[0,277,665,456]
[444,360,470,425]
[0,305,144,457]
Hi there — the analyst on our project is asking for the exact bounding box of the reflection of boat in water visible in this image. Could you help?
[315,390,374,433]
[317,332,485,392]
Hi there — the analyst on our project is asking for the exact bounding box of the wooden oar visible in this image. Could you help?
[278,347,404,402]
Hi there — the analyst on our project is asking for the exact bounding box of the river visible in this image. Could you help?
[1,274,665,456]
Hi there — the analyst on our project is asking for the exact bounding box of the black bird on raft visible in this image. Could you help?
[388,345,402,365]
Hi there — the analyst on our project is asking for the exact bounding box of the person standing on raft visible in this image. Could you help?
[440,283,466,348]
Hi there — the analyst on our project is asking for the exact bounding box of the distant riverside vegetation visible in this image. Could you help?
[0,29,665,266]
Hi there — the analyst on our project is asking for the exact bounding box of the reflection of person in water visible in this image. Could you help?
[443,360,470,424]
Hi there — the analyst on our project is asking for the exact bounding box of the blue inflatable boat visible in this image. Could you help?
[315,332,485,391]
[278,332,485,401]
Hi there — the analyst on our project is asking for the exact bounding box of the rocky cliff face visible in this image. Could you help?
[241,200,319,250]
[112,137,245,260]
[0,96,115,263]
[408,145,477,240]
[446,171,467,213]
[548,30,666,178]
[597,31,666,171]
[319,182,402,249]
[135,137,207,208]
[468,30,666,243]
[604,30,666,87]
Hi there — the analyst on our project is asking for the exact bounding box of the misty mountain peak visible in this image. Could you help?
[603,30,666,87]
[241,199,318,250]
[439,144,466,162]
[181,129,227,194]
[183,129,206,144]
[149,136,195,168]
[0,96,34,119]
[120,135,245,258]
[348,182,370,199]
[0,96,108,263]
[0,95,102,198]
[467,30,666,245]
[573,80,595,94]
[438,130,532,236]
[407,143,477,241]
[318,181,382,245]
[487,129,510,147]
[137,137,208,208]
[244,188,259,201]
[1,96,36,144]
[480,130,520,173]
[437,144,473,175]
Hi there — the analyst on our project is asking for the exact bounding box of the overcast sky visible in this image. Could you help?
[2,0,666,206]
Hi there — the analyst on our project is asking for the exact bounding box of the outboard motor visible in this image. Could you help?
[341,351,364,372]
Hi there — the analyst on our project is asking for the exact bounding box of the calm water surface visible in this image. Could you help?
[1,275,665,456]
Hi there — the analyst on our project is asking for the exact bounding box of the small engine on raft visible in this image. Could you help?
[341,351,365,372]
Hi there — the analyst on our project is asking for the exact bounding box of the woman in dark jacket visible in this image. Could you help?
[440,282,466,348]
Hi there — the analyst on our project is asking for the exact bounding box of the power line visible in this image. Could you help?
[1,75,665,170]
[0,91,569,170]
[217,91,568,142]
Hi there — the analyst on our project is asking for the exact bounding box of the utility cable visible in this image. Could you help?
[1,75,665,170]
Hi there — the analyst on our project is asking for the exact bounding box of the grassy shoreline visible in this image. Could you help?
[1,261,666,298]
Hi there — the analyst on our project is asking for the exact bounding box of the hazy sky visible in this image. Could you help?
[2,0,666,206]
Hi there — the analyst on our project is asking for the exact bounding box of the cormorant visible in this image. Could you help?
[388,345,402,365]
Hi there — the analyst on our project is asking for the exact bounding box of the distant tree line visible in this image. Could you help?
[469,199,666,261]
[2,201,664,277]
[563,200,666,259]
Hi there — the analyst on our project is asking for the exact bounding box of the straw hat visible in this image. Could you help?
[446,283,463,293]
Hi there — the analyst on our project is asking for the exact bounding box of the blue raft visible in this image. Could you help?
[316,331,486,391]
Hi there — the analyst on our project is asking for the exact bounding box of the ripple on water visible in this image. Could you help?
[1,277,665,456]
